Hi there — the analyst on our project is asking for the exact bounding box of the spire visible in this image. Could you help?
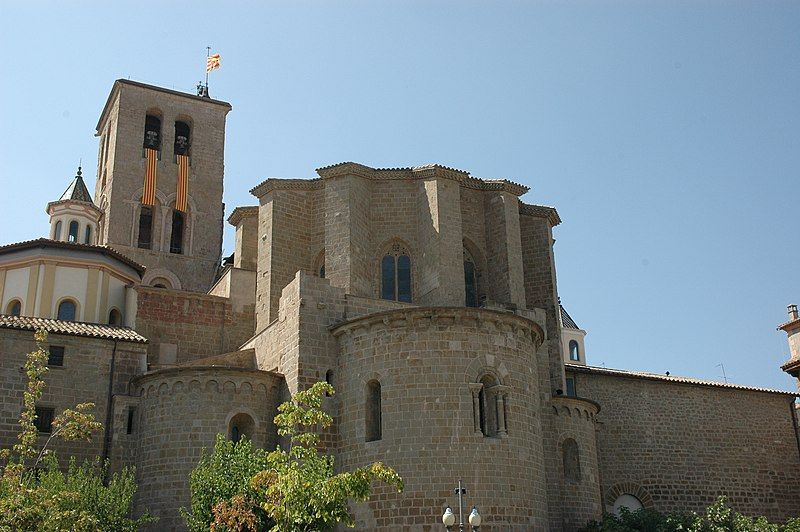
[58,165,94,204]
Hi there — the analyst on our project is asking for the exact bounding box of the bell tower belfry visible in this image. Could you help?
[93,79,232,292]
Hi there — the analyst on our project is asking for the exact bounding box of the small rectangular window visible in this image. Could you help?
[566,377,577,397]
[34,407,54,433]
[48,346,65,367]
[126,407,136,434]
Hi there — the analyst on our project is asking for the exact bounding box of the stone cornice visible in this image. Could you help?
[519,202,561,227]
[227,206,259,226]
[330,306,545,347]
[250,162,530,198]
[777,317,800,333]
[46,199,103,216]
[780,358,800,377]
[550,394,601,415]
[132,365,283,390]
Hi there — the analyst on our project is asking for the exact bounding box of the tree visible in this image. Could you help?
[0,329,153,531]
[186,382,403,532]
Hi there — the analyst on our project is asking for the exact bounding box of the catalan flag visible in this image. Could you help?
[142,148,158,206]
[176,154,189,212]
[206,53,221,73]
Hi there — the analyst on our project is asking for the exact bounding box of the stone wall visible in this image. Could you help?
[570,368,800,522]
[134,286,254,366]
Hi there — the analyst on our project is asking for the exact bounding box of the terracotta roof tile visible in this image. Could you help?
[0,239,145,276]
[0,314,148,343]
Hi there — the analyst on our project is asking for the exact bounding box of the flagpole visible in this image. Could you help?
[205,46,211,90]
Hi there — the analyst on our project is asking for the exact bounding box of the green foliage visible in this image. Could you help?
[181,435,273,532]
[581,496,800,532]
[0,330,152,531]
[184,382,403,532]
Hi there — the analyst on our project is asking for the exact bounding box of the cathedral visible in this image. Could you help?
[0,79,798,531]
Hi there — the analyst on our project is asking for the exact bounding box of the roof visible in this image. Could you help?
[0,314,148,343]
[519,202,561,226]
[227,206,259,226]
[560,305,580,330]
[58,167,94,204]
[565,363,798,396]
[0,239,145,276]
[96,79,232,133]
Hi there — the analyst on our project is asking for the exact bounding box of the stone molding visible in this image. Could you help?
[519,202,562,227]
[605,482,655,509]
[330,306,545,347]
[250,162,530,198]
[550,395,601,419]
[133,366,282,398]
[227,206,259,226]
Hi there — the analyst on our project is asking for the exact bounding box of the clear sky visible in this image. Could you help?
[2,1,798,391]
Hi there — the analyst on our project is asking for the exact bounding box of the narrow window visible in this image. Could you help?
[325,369,333,396]
[84,225,92,244]
[397,255,411,302]
[143,115,161,151]
[562,438,581,482]
[464,257,478,307]
[228,413,255,443]
[365,380,382,442]
[34,407,55,433]
[565,377,577,397]
[137,206,153,249]
[569,340,580,361]
[174,121,191,156]
[380,243,411,302]
[53,221,62,241]
[68,221,79,243]
[126,407,136,434]
[108,309,121,326]
[57,300,77,321]
[478,375,498,437]
[47,346,65,367]
[381,255,395,301]
[319,263,325,279]
[170,210,184,254]
[6,300,22,316]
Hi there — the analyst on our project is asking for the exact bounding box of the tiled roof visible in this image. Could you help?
[58,168,94,204]
[565,363,798,396]
[560,305,580,330]
[0,314,148,343]
[0,239,145,275]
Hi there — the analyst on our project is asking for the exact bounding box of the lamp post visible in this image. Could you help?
[441,480,482,531]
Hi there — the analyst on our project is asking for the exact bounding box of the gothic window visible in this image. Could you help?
[137,206,153,249]
[569,340,580,361]
[228,413,255,444]
[53,221,62,241]
[34,407,54,433]
[170,210,185,254]
[57,299,77,321]
[108,309,121,326]
[126,407,136,434]
[174,121,191,156]
[365,380,382,442]
[478,375,498,437]
[84,225,92,245]
[6,299,21,316]
[47,346,65,367]
[562,438,581,482]
[381,243,411,302]
[68,221,79,243]
[464,247,479,307]
[143,114,161,151]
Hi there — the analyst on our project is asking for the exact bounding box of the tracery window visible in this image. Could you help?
[365,380,382,442]
[381,242,411,302]
[464,247,479,307]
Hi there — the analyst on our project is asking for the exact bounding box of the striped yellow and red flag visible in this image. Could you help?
[206,53,221,73]
[142,148,158,206]
[176,154,189,212]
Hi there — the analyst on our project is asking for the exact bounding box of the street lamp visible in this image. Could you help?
[441,480,482,531]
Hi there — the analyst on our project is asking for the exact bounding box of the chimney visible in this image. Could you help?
[789,304,799,321]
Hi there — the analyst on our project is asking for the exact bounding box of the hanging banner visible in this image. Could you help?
[176,154,189,212]
[142,148,158,206]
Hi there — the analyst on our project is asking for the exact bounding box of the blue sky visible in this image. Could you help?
[2,1,798,391]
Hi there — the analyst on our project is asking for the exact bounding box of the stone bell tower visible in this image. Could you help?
[93,79,232,292]
[779,304,800,391]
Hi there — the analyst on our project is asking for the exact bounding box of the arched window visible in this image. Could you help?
[228,413,255,444]
[170,210,185,254]
[174,121,191,156]
[380,243,411,302]
[569,340,580,361]
[562,438,581,482]
[478,375,498,437]
[84,225,92,244]
[6,300,22,316]
[612,494,643,516]
[53,221,62,241]
[137,206,153,249]
[108,309,121,326]
[57,299,77,321]
[365,380,382,442]
[464,247,479,307]
[143,114,161,151]
[68,221,79,243]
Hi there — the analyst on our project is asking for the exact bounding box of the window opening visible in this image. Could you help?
[170,210,184,254]
[365,380,382,442]
[68,221,79,243]
[57,300,77,321]
[47,346,65,367]
[137,206,153,249]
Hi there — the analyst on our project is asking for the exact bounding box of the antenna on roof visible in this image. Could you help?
[716,363,728,384]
